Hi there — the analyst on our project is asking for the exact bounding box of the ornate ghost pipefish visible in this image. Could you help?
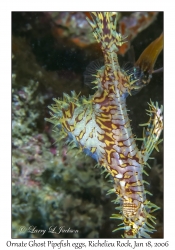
[46,12,163,238]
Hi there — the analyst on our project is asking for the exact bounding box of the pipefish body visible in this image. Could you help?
[46,12,163,238]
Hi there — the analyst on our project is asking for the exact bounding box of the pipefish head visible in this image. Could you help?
[127,33,163,95]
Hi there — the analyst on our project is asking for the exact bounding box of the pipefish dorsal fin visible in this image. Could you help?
[84,58,104,88]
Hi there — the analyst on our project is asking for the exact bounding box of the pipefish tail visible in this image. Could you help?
[46,12,163,238]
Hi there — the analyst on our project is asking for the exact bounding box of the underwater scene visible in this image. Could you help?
[12,12,163,238]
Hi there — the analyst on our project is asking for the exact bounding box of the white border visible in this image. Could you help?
[1,0,175,249]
